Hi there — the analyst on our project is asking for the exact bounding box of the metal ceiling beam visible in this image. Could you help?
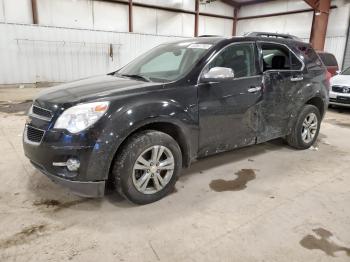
[221,0,241,8]
[304,0,319,10]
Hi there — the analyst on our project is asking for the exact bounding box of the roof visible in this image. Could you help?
[168,32,307,47]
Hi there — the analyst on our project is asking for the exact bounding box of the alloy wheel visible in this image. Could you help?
[301,112,318,144]
[132,145,175,194]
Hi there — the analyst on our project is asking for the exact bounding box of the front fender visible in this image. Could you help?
[89,98,198,180]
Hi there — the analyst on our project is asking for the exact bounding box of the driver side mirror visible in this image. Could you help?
[201,67,235,82]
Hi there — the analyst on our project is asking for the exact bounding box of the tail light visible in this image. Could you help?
[325,70,331,90]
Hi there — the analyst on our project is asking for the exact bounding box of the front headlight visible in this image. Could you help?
[54,101,109,133]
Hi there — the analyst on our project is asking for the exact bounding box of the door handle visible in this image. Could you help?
[247,86,262,93]
[290,76,304,82]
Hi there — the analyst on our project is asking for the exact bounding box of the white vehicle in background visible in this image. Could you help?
[329,66,350,107]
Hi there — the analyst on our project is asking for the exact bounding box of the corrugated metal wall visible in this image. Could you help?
[237,0,350,69]
[0,0,235,85]
[342,26,350,70]
[324,36,347,69]
[0,23,186,85]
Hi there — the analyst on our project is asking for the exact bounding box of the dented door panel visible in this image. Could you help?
[198,76,263,157]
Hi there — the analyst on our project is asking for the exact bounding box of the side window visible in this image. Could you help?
[318,53,338,67]
[261,43,302,71]
[207,43,257,78]
[298,44,322,69]
[290,52,303,70]
[140,50,185,73]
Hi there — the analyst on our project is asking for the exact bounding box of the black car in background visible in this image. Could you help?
[23,32,329,204]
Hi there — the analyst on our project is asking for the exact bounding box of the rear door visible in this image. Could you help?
[257,42,305,143]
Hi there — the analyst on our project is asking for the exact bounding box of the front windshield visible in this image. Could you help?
[342,67,350,75]
[116,42,212,82]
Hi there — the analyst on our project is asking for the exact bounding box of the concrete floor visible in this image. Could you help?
[0,88,349,262]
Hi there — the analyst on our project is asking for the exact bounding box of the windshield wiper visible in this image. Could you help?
[120,74,151,82]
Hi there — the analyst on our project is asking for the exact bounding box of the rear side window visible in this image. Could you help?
[260,43,303,71]
[318,52,338,67]
[297,44,322,69]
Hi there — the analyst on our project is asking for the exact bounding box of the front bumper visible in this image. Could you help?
[329,89,350,107]
[23,122,113,198]
[30,160,105,197]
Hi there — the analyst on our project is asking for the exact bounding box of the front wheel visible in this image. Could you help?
[286,105,321,149]
[112,130,182,204]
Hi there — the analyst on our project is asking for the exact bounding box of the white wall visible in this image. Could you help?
[37,0,93,29]
[0,0,237,84]
[133,7,195,36]
[0,23,185,84]
[237,0,350,68]
[237,0,313,38]
[239,0,310,17]
[237,12,313,39]
[92,1,129,32]
[199,16,232,37]
[199,0,234,17]
[134,0,195,11]
[324,2,350,67]
[0,0,33,23]
[197,1,234,37]
[0,0,234,38]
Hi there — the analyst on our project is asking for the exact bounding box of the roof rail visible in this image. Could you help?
[198,35,222,37]
[244,32,301,41]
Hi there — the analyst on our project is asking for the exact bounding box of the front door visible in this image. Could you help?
[198,42,263,157]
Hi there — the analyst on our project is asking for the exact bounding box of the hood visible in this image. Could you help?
[35,75,159,105]
[330,74,350,87]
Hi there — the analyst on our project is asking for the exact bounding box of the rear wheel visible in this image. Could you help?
[112,130,182,204]
[286,105,321,149]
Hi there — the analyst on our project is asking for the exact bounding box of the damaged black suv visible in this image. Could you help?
[23,32,329,204]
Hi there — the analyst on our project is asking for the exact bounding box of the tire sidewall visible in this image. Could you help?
[116,131,182,204]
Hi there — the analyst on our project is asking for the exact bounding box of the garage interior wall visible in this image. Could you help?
[343,25,350,69]
[236,0,350,68]
[0,0,349,85]
[0,0,234,85]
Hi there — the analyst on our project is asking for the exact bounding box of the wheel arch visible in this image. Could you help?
[106,120,194,186]
[305,96,326,118]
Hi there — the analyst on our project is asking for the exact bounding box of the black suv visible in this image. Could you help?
[23,32,329,204]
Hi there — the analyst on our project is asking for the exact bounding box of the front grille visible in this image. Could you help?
[336,96,350,104]
[31,105,53,120]
[25,125,45,144]
[330,97,350,104]
[332,85,350,93]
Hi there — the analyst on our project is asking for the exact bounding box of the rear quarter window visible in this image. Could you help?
[297,44,322,70]
[318,52,338,67]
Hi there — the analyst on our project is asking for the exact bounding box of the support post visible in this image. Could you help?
[232,6,239,36]
[128,0,133,32]
[194,0,199,37]
[31,0,38,24]
[306,0,331,51]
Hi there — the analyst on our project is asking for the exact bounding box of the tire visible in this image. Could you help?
[286,104,321,149]
[112,130,182,205]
